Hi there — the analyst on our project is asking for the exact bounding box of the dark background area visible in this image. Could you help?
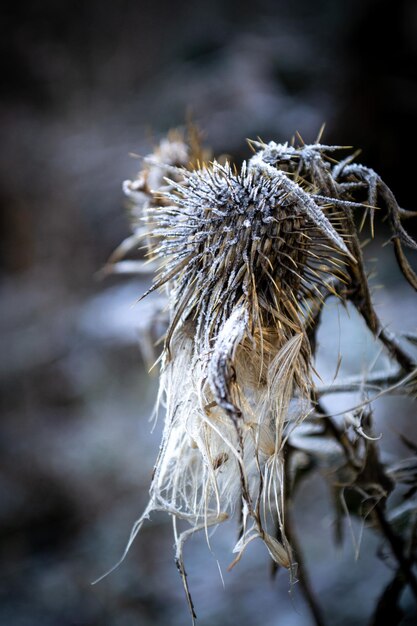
[1,1,416,625]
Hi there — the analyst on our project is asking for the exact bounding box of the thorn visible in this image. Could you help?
[315,122,326,143]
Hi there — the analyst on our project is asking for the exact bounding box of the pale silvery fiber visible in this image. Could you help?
[103,131,417,619]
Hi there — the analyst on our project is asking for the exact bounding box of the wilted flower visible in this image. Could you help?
[104,130,417,621]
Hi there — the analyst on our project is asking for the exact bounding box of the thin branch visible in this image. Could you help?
[315,367,402,394]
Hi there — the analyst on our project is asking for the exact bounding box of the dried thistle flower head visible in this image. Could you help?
[104,130,417,622]
[117,138,354,608]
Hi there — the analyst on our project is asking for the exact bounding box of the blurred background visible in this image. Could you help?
[1,1,417,624]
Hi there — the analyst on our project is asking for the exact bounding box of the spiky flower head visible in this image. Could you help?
[125,147,356,610]
[148,157,351,353]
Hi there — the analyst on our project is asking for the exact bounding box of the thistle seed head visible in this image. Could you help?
[129,148,355,599]
[111,131,417,621]
[120,137,357,563]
